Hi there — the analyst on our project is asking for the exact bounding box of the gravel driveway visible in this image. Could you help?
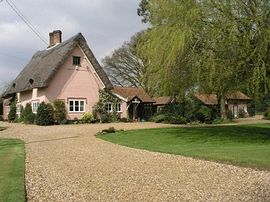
[0,122,270,201]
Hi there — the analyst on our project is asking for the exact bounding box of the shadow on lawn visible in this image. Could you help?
[172,125,270,144]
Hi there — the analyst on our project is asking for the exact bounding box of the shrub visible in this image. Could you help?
[8,99,17,122]
[120,117,130,122]
[226,110,234,120]
[264,107,270,120]
[82,112,95,123]
[195,105,213,123]
[53,100,67,124]
[100,113,110,123]
[36,102,54,126]
[102,127,116,134]
[152,114,167,123]
[21,103,35,124]
[167,116,187,124]
[238,108,246,118]
[0,115,3,121]
[247,103,256,117]
[108,111,120,122]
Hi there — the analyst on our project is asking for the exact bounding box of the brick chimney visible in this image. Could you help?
[48,30,62,48]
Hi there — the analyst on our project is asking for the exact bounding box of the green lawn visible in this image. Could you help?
[0,139,25,202]
[98,124,270,169]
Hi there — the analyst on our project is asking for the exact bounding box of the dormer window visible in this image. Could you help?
[29,79,34,85]
[73,56,81,66]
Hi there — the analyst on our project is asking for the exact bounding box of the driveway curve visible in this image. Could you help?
[0,122,269,201]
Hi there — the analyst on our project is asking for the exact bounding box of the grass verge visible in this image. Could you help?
[98,124,270,170]
[0,139,25,201]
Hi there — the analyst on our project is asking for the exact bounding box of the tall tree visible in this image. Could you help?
[137,0,201,96]
[102,33,146,88]
[137,0,270,117]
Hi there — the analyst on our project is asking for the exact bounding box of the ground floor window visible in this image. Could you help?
[7,106,10,114]
[106,102,112,112]
[32,101,40,114]
[69,99,85,112]
[115,103,122,112]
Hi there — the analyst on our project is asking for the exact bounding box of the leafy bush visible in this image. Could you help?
[100,113,110,123]
[247,103,255,117]
[226,110,234,120]
[21,103,35,124]
[195,105,213,123]
[82,112,95,123]
[108,111,120,122]
[36,102,54,126]
[0,115,3,121]
[102,127,116,134]
[120,117,130,122]
[8,98,17,122]
[53,100,67,124]
[238,108,246,118]
[152,114,167,123]
[167,116,187,124]
[264,107,270,120]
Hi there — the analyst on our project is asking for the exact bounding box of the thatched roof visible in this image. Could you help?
[3,33,112,97]
[195,91,250,105]
[153,96,174,105]
[195,94,218,105]
[226,91,250,100]
[111,87,155,103]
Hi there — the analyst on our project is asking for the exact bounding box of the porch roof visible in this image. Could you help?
[112,87,155,103]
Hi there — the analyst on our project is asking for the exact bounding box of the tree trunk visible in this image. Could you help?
[220,94,226,119]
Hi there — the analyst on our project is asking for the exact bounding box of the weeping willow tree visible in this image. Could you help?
[196,0,270,118]
[137,0,270,117]
[137,0,202,96]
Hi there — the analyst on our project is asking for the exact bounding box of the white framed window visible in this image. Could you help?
[32,101,40,114]
[69,99,85,112]
[115,103,122,112]
[106,102,112,112]
[7,106,10,114]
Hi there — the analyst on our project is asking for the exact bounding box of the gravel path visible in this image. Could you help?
[0,122,270,201]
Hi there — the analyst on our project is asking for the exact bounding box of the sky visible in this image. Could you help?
[0,0,147,91]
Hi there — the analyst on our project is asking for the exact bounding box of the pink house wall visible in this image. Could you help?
[3,45,105,120]
[45,45,104,120]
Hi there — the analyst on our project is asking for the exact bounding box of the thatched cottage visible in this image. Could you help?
[2,31,153,121]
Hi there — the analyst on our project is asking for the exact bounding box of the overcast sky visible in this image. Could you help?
[0,0,147,91]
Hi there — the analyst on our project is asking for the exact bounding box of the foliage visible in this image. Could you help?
[8,97,17,122]
[195,105,213,123]
[120,117,130,123]
[0,139,25,201]
[137,0,270,117]
[21,103,35,124]
[167,116,187,125]
[0,116,3,122]
[226,110,234,121]
[102,127,116,134]
[82,112,95,123]
[238,109,246,119]
[36,102,54,126]
[264,107,270,120]
[53,100,67,124]
[93,90,120,123]
[102,32,146,88]
[98,124,270,169]
[152,114,167,123]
